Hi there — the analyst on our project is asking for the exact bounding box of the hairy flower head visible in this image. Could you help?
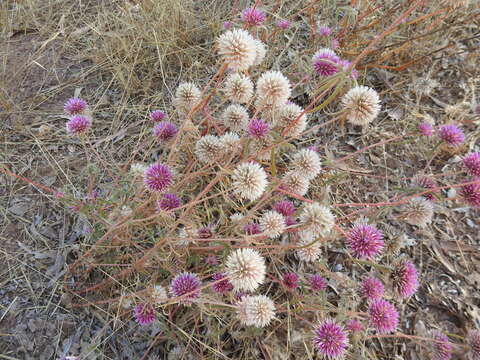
[134,303,156,326]
[157,193,181,211]
[223,73,254,104]
[291,148,322,180]
[346,224,384,259]
[438,124,465,146]
[236,295,275,327]
[312,319,349,359]
[460,181,480,208]
[256,71,292,108]
[169,272,201,305]
[310,274,327,292]
[260,210,286,238]
[430,331,453,360]
[296,231,322,262]
[391,260,419,298]
[247,118,270,139]
[64,97,88,115]
[401,197,434,227]
[222,104,249,132]
[300,203,335,237]
[231,162,268,201]
[341,86,381,126]
[274,102,308,138]
[360,277,385,301]
[312,48,340,77]
[144,163,173,192]
[195,135,223,163]
[217,29,257,71]
[463,152,480,177]
[173,82,201,114]
[66,115,91,135]
[281,170,310,196]
[368,299,399,334]
[241,7,266,26]
[225,248,266,292]
[211,272,234,294]
[153,121,178,142]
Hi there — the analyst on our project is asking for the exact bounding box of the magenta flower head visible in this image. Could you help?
[150,110,166,122]
[243,222,261,235]
[346,224,384,259]
[346,319,363,333]
[438,124,465,146]
[223,21,233,30]
[431,332,453,360]
[318,25,332,37]
[153,121,178,142]
[418,122,434,137]
[274,200,296,217]
[285,216,297,226]
[360,277,384,301]
[338,59,359,79]
[212,272,234,294]
[282,272,299,290]
[310,274,327,292]
[134,303,156,326]
[247,118,270,139]
[312,319,349,358]
[170,272,201,304]
[64,97,88,115]
[460,181,480,208]
[241,7,266,26]
[66,115,91,135]
[198,225,214,239]
[413,175,438,201]
[144,163,173,192]
[312,48,340,77]
[368,299,399,334]
[391,260,419,298]
[468,330,480,360]
[276,19,291,29]
[157,193,181,211]
[463,152,480,177]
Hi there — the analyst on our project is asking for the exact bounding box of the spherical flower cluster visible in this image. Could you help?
[217,29,257,71]
[312,319,349,359]
[198,225,213,239]
[299,202,335,237]
[223,21,232,30]
[222,104,249,132]
[312,48,340,77]
[157,193,181,211]
[275,102,308,137]
[236,295,275,327]
[368,299,399,334]
[66,115,91,135]
[153,121,178,142]
[296,231,322,262]
[173,82,201,114]
[310,274,327,292]
[169,272,202,305]
[134,303,156,326]
[338,59,359,79]
[252,39,267,66]
[211,272,234,294]
[150,285,168,304]
[144,163,173,192]
[256,71,292,108]
[430,331,453,360]
[418,122,434,136]
[360,277,385,301]
[64,97,88,115]
[241,7,266,26]
[282,272,299,290]
[412,174,438,201]
[468,330,480,360]
[391,260,419,298]
[291,148,321,180]
[195,135,223,163]
[402,197,434,227]
[346,224,384,259]
[225,248,266,292]
[438,124,465,146]
[276,20,291,29]
[282,170,311,196]
[220,132,241,154]
[341,86,381,127]
[150,110,166,122]
[231,162,268,201]
[259,210,286,238]
[460,181,480,208]
[273,200,296,217]
[463,152,480,177]
[247,118,270,139]
[243,222,261,235]
[130,162,148,178]
[223,73,254,104]
[318,25,332,37]
[346,319,364,333]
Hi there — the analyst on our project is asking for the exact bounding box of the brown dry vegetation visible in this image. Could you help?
[1,0,480,359]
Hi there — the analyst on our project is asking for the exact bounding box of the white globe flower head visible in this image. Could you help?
[401,197,434,227]
[252,39,267,66]
[341,85,381,126]
[219,131,241,155]
[236,295,275,327]
[222,104,249,132]
[225,248,266,292]
[223,73,254,104]
[282,170,310,197]
[259,210,286,238]
[231,162,268,201]
[274,103,308,138]
[173,82,201,114]
[295,231,321,262]
[216,29,257,71]
[151,284,168,304]
[256,71,292,109]
[299,202,335,237]
[291,148,321,180]
[195,135,223,163]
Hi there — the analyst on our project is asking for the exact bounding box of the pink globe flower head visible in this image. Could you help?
[468,330,480,360]
[205,254,218,265]
[346,319,363,333]
[241,7,266,26]
[134,303,156,326]
[153,121,178,142]
[312,319,349,358]
[150,110,166,122]
[273,200,296,217]
[413,175,438,201]
[308,145,319,153]
[309,274,327,292]
[346,224,384,259]
[198,225,214,239]
[243,222,261,235]
[170,272,201,305]
[312,48,340,77]
[66,115,92,135]
[338,59,359,79]
[360,277,385,301]
[463,152,480,177]
[418,122,434,137]
[438,124,465,146]
[212,272,234,294]
[318,25,332,37]
[391,260,419,298]
[460,181,480,208]
[331,38,340,49]
[64,97,88,115]
[368,299,399,334]
[282,272,299,290]
[247,118,270,139]
[157,193,181,211]
[431,332,453,360]
[285,216,297,226]
[276,19,291,29]
[144,163,173,192]
[223,21,233,30]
